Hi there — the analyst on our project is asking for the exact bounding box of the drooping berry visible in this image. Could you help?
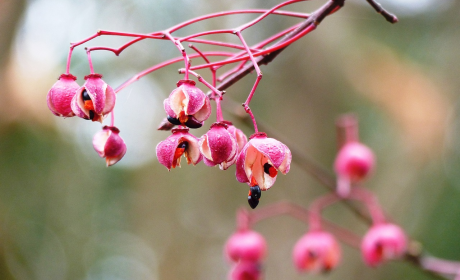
[71,73,116,123]
[92,126,127,166]
[225,230,267,263]
[263,163,277,178]
[163,80,211,129]
[236,133,291,191]
[361,223,407,267]
[47,73,79,117]
[293,231,341,273]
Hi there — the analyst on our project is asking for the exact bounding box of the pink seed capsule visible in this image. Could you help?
[47,74,79,117]
[225,230,267,263]
[361,223,407,267]
[92,126,127,166]
[334,142,375,182]
[292,231,341,273]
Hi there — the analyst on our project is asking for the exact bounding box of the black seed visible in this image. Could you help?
[89,110,94,120]
[167,115,182,125]
[185,118,203,129]
[177,142,188,149]
[82,89,91,101]
[250,186,261,200]
[263,163,272,174]
[248,196,259,209]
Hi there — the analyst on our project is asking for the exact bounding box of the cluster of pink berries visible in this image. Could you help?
[224,224,407,280]
[47,73,125,166]
[156,79,292,208]
[47,75,292,208]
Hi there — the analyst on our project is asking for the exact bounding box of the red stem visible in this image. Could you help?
[167,8,309,33]
[86,50,95,74]
[237,0,307,32]
[115,52,233,94]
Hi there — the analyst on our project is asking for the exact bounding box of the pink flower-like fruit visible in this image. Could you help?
[293,231,341,273]
[199,122,238,170]
[229,261,262,280]
[47,74,80,117]
[236,132,291,191]
[71,74,116,122]
[156,127,202,170]
[164,80,211,128]
[334,142,375,182]
[92,126,127,166]
[225,230,267,263]
[361,223,407,267]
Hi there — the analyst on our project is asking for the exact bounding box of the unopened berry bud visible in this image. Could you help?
[47,74,79,117]
[92,126,127,166]
[334,142,375,182]
[225,230,267,263]
[361,223,407,267]
[293,231,341,273]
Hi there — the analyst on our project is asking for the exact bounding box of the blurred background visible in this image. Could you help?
[0,0,459,279]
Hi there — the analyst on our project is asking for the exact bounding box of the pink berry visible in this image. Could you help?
[225,230,267,263]
[47,74,79,117]
[361,223,407,267]
[92,126,127,166]
[199,122,238,170]
[164,80,211,128]
[71,73,116,123]
[334,142,375,182]
[292,231,341,273]
[155,127,202,170]
[235,132,291,191]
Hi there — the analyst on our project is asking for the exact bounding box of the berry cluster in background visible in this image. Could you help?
[45,0,460,279]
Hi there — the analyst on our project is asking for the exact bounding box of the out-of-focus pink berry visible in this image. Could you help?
[156,127,202,170]
[361,223,407,267]
[334,142,375,182]
[229,261,262,280]
[71,74,116,123]
[225,230,267,263]
[199,122,238,170]
[164,80,211,128]
[47,74,79,117]
[224,121,248,153]
[236,132,291,191]
[92,126,127,166]
[292,231,341,273]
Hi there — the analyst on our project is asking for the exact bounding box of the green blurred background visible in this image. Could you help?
[0,0,459,279]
